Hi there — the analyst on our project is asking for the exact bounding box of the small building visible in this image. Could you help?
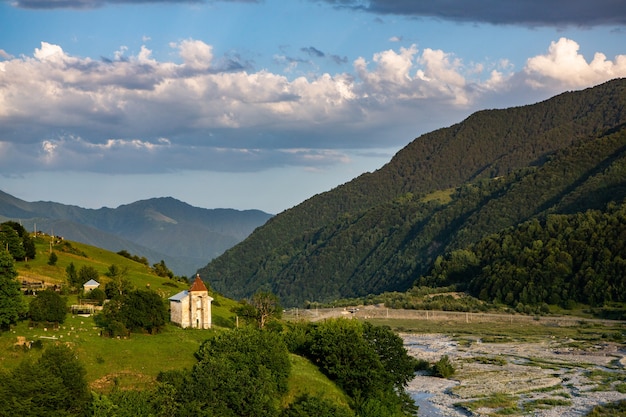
[83,279,100,292]
[168,274,213,329]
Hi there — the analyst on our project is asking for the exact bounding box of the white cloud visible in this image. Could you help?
[0,49,13,60]
[524,37,626,89]
[34,42,65,62]
[0,38,622,177]
[175,39,214,69]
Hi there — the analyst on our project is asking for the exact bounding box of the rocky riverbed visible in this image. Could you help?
[402,333,626,417]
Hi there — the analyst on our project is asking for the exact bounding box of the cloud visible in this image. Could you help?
[295,47,348,66]
[0,38,623,177]
[523,37,626,89]
[10,0,258,10]
[301,46,325,58]
[318,0,626,27]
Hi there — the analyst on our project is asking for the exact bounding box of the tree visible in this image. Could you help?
[152,260,173,279]
[66,262,78,288]
[104,276,133,300]
[0,224,25,261]
[120,289,168,334]
[105,264,128,280]
[78,265,99,288]
[177,328,291,417]
[29,290,68,324]
[48,252,58,266]
[86,287,106,305]
[299,319,417,415]
[0,344,91,416]
[0,250,25,330]
[234,291,282,329]
[306,319,388,397]
[0,221,36,261]
[99,289,167,335]
[281,394,354,417]
[362,322,418,389]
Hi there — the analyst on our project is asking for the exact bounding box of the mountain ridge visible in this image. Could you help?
[0,191,273,276]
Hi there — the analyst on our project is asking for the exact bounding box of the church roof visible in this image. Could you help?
[189,274,208,292]
[169,290,188,302]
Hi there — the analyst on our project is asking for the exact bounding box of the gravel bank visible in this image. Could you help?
[403,334,626,417]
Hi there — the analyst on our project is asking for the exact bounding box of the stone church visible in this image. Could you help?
[168,274,213,329]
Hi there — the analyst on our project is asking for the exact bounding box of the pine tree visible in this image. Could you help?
[0,250,25,330]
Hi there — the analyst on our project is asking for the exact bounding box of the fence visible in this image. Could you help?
[284,306,625,327]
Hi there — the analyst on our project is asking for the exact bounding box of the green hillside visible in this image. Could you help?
[198,78,626,306]
[17,235,186,295]
[2,236,354,410]
[1,235,235,387]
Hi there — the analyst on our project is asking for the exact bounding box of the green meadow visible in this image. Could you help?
[3,236,238,389]
[2,236,349,403]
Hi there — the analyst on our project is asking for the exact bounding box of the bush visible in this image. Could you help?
[432,355,455,378]
[86,288,106,305]
[281,394,354,417]
[106,320,128,338]
[29,290,67,324]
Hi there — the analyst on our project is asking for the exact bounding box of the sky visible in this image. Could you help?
[1,0,626,214]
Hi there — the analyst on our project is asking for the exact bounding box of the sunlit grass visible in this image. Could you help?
[4,237,242,392]
[1,315,214,391]
[282,354,351,409]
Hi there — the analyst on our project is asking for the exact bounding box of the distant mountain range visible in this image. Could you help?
[0,192,273,276]
[198,78,626,306]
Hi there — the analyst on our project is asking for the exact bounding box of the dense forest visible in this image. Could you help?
[199,78,626,307]
[417,201,626,309]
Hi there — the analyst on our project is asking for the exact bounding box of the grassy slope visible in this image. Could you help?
[283,354,352,409]
[2,236,346,405]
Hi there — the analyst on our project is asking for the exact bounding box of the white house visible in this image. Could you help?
[83,279,100,292]
[168,274,213,329]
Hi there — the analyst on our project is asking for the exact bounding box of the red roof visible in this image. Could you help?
[189,274,208,292]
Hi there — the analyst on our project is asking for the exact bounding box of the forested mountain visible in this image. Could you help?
[199,78,626,306]
[0,192,272,276]
[417,202,626,309]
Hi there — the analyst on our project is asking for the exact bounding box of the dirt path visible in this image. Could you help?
[402,334,626,417]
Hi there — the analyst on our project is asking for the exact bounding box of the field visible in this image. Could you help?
[2,236,242,391]
[18,235,188,297]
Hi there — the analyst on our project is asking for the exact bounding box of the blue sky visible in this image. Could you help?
[1,0,626,214]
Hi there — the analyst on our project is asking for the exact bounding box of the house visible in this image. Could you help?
[83,279,100,292]
[168,274,213,329]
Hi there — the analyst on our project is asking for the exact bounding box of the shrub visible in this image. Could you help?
[432,355,455,378]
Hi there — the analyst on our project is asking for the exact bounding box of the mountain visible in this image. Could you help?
[0,192,273,276]
[198,78,626,306]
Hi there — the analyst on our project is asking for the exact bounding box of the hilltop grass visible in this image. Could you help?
[282,354,352,409]
[2,236,245,391]
[4,237,346,405]
[0,316,212,391]
[19,236,188,298]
